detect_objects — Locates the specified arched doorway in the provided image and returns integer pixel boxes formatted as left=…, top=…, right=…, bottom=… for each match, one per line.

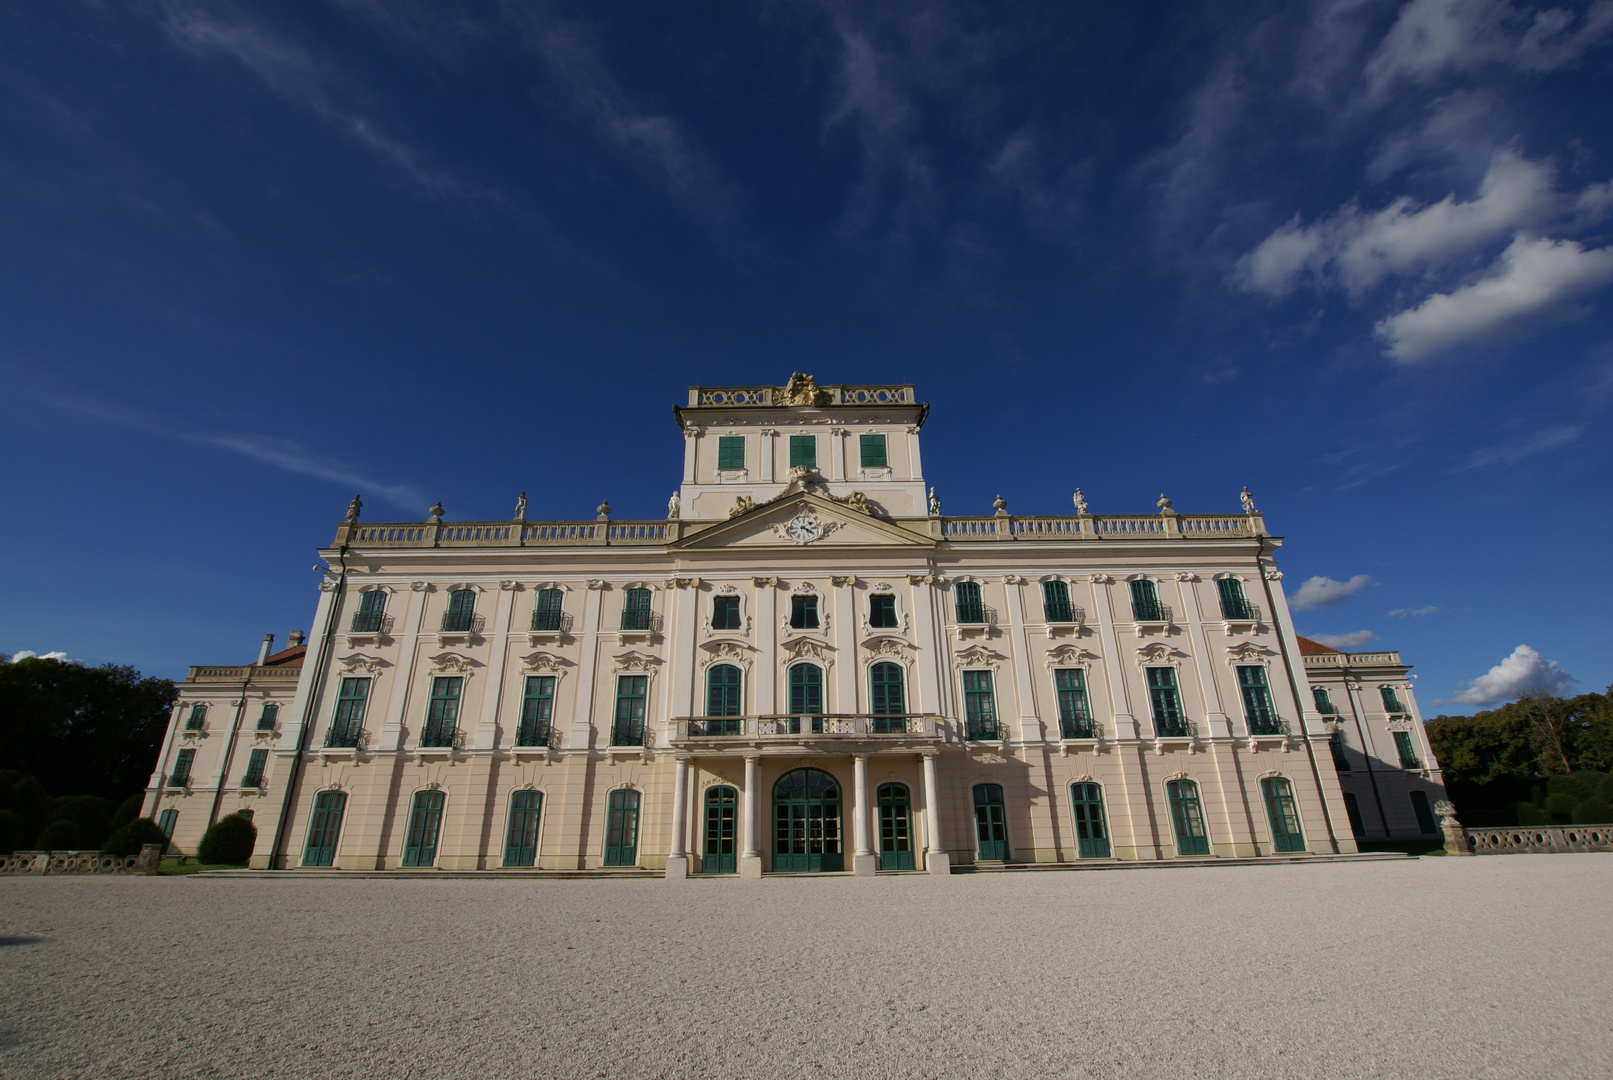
left=773, top=768, right=842, bottom=872
left=877, top=782, right=913, bottom=870
left=702, top=785, right=738, bottom=874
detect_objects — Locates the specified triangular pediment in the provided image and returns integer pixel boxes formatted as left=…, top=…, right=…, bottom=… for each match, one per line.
left=672, top=493, right=935, bottom=549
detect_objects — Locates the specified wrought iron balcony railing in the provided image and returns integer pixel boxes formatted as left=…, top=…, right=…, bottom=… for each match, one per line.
left=956, top=602, right=987, bottom=624
left=1398, top=749, right=1423, bottom=770
left=1132, top=600, right=1171, bottom=622
left=530, top=609, right=573, bottom=633
left=1153, top=716, right=1194, bottom=738
left=1218, top=598, right=1260, bottom=621
left=325, top=723, right=363, bottom=749
left=1247, top=714, right=1289, bottom=737
left=165, top=772, right=189, bottom=788
left=240, top=769, right=265, bottom=787
left=965, top=717, right=1002, bottom=741
left=514, top=720, right=553, bottom=748
left=611, top=722, right=646, bottom=747
left=350, top=611, right=392, bottom=634
left=620, top=611, right=662, bottom=633
left=1044, top=603, right=1084, bottom=624
left=440, top=611, right=483, bottom=634
left=1058, top=714, right=1098, bottom=740
left=420, top=723, right=459, bottom=749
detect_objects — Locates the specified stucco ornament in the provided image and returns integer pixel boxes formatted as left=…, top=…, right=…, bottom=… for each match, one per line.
left=773, top=509, right=840, bottom=545
left=775, top=372, right=828, bottom=406
left=729, top=495, right=756, bottom=518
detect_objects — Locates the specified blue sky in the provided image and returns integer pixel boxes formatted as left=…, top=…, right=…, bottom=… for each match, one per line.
left=2, top=1, right=1609, bottom=713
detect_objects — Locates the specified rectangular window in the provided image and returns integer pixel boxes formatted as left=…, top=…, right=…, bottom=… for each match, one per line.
left=442, top=589, right=476, bottom=632
left=1054, top=669, right=1093, bottom=739
left=422, top=676, right=462, bottom=747
left=622, top=587, right=652, bottom=631
left=1380, top=686, right=1405, bottom=713
left=789, top=434, right=816, bottom=468
left=1329, top=730, right=1351, bottom=771
left=790, top=594, right=819, bottom=629
left=868, top=593, right=898, bottom=629
left=1312, top=687, right=1337, bottom=715
left=711, top=595, right=742, bottom=630
left=328, top=677, right=370, bottom=748
left=858, top=433, right=887, bottom=468
left=717, top=435, right=745, bottom=470
left=1130, top=579, right=1164, bottom=621
left=1237, top=665, right=1281, bottom=735
left=242, top=748, right=268, bottom=787
left=612, top=675, right=648, bottom=746
left=256, top=702, right=279, bottom=731
left=1393, top=730, right=1422, bottom=770
left=517, top=675, right=555, bottom=747
left=185, top=703, right=208, bottom=731
left=1146, top=667, right=1187, bottom=737
left=169, top=748, right=195, bottom=786
left=1042, top=580, right=1074, bottom=623
left=955, top=581, right=985, bottom=624
left=157, top=808, right=178, bottom=839
left=532, top=588, right=564, bottom=632
left=1217, top=577, right=1254, bottom=620
left=963, top=671, right=997, bottom=740
left=353, top=589, right=387, bottom=633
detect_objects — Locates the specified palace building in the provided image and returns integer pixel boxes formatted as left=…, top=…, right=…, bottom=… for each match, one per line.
left=142, top=376, right=1447, bottom=875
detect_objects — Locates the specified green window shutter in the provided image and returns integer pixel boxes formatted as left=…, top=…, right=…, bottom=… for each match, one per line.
left=504, top=790, right=542, bottom=867
left=423, top=677, right=462, bottom=747
left=402, top=790, right=445, bottom=867
left=359, top=590, right=387, bottom=614
left=963, top=670, right=997, bottom=738
left=448, top=589, right=475, bottom=613
left=1261, top=777, right=1306, bottom=852
left=622, top=588, right=652, bottom=631
left=702, top=786, right=738, bottom=873
left=717, top=436, right=745, bottom=470
left=242, top=748, right=268, bottom=786
left=788, top=664, right=823, bottom=716
left=1070, top=782, right=1110, bottom=857
left=1130, top=579, right=1157, bottom=605
left=1042, top=580, right=1073, bottom=622
left=532, top=588, right=564, bottom=632
left=712, top=595, right=741, bottom=630
left=1216, top=578, right=1244, bottom=604
left=1393, top=730, right=1421, bottom=770
left=972, top=784, right=1009, bottom=861
left=868, top=593, right=898, bottom=628
left=169, top=748, right=195, bottom=785
left=706, top=665, right=742, bottom=717
left=604, top=789, right=641, bottom=866
left=1312, top=687, right=1335, bottom=714
left=518, top=676, right=555, bottom=746
left=876, top=783, right=913, bottom=869
left=1167, top=780, right=1210, bottom=855
left=612, top=675, right=648, bottom=745
left=329, top=677, right=370, bottom=747
left=870, top=662, right=905, bottom=718
left=257, top=702, right=279, bottom=731
left=790, top=594, right=818, bottom=629
left=1054, top=669, right=1092, bottom=738
left=955, top=581, right=984, bottom=623
left=1237, top=665, right=1279, bottom=733
left=185, top=703, right=208, bottom=731
left=859, top=433, right=887, bottom=468
left=1146, top=667, right=1186, bottom=736
left=1379, top=686, right=1405, bottom=713
left=157, top=808, right=178, bottom=839
left=789, top=435, right=816, bottom=468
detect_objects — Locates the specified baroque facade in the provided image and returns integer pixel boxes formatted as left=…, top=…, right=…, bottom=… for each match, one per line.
left=144, top=376, right=1447, bottom=875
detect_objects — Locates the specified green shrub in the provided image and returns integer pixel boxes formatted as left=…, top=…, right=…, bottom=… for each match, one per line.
left=197, top=813, right=257, bottom=866
left=103, top=817, right=169, bottom=857
left=0, top=808, right=22, bottom=854
left=51, top=795, right=113, bottom=849
left=1544, top=792, right=1578, bottom=823
left=1572, top=798, right=1613, bottom=825
left=6, top=777, right=52, bottom=844
left=36, top=819, right=82, bottom=850
left=1516, top=802, right=1550, bottom=826
left=110, top=793, right=143, bottom=830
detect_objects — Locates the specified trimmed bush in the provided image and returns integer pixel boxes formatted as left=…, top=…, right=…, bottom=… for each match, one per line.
left=0, top=808, right=23, bottom=854
left=1572, top=798, right=1613, bottom=825
left=103, top=817, right=169, bottom=857
left=51, top=795, right=113, bottom=849
left=197, top=813, right=257, bottom=866
left=110, top=793, right=143, bottom=831
left=1516, top=802, right=1550, bottom=826
left=36, top=819, right=82, bottom=850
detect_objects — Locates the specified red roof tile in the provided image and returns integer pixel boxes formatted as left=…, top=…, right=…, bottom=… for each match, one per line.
left=1295, top=635, right=1340, bottom=655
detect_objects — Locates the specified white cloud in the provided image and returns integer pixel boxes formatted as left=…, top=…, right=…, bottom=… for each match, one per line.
left=1290, top=574, right=1375, bottom=610
left=1388, top=605, right=1440, bottom=617
left=1376, top=234, right=1613, bottom=360
left=1236, top=152, right=1573, bottom=297
left=1367, top=0, right=1613, bottom=92
left=1450, top=643, right=1576, bottom=705
left=6, top=650, right=72, bottom=663
left=1305, top=630, right=1381, bottom=649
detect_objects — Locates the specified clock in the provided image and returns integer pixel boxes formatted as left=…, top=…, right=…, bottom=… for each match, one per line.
left=785, top=512, right=821, bottom=544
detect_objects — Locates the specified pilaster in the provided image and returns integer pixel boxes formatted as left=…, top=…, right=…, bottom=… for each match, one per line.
left=754, top=578, right=778, bottom=713
left=1001, top=576, right=1041, bottom=742
left=1174, top=574, right=1231, bottom=738
left=1088, top=576, right=1138, bottom=739
left=473, top=582, right=517, bottom=749
left=377, top=582, right=427, bottom=752
left=833, top=576, right=856, bottom=713
left=569, top=581, right=606, bottom=749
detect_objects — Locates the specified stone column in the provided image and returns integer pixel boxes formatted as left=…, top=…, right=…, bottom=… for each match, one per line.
left=666, top=756, right=690, bottom=879
left=922, top=752, right=949, bottom=875
left=740, top=754, right=763, bottom=878
left=852, top=753, right=875, bottom=875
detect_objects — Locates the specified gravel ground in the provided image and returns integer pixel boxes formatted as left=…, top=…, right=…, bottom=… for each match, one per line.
left=2, top=856, right=1609, bottom=1080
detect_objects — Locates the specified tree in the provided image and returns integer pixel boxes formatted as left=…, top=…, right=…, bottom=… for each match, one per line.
left=197, top=813, right=256, bottom=865
left=1516, top=682, right=1573, bottom=774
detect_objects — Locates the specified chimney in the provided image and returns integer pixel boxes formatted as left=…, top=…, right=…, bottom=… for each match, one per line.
left=288, top=630, right=306, bottom=648
left=256, top=634, right=275, bottom=665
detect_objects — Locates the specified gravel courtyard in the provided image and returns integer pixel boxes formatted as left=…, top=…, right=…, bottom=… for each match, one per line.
left=2, top=856, right=1609, bottom=1079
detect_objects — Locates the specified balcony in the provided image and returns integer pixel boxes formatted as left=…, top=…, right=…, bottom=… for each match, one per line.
left=965, top=717, right=1003, bottom=742
left=165, top=773, right=189, bottom=788
left=1218, top=598, right=1261, bottom=625
left=530, top=610, right=572, bottom=633
left=325, top=723, right=364, bottom=749
left=240, top=770, right=265, bottom=788
left=1058, top=714, right=1098, bottom=740
left=1131, top=600, right=1171, bottom=623
left=1153, top=716, right=1194, bottom=739
left=1044, top=603, right=1085, bottom=636
left=954, top=605, right=998, bottom=639
left=420, top=723, right=459, bottom=749
left=514, top=720, right=553, bottom=748
left=611, top=722, right=646, bottom=747
left=617, top=610, right=662, bottom=643
left=1313, top=699, right=1339, bottom=716
left=670, top=714, right=943, bottom=749
left=438, top=611, right=484, bottom=643
left=1247, top=714, right=1289, bottom=737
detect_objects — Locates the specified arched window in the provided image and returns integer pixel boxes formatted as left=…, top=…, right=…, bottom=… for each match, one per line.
left=604, top=789, right=640, bottom=866
left=302, top=790, right=347, bottom=867
left=973, top=783, right=1009, bottom=861
left=773, top=768, right=842, bottom=872
left=788, top=663, right=823, bottom=733
left=442, top=588, right=476, bottom=632
left=702, top=786, right=738, bottom=874
left=402, top=790, right=445, bottom=867
left=1166, top=779, right=1209, bottom=856
left=877, top=782, right=913, bottom=870
left=1260, top=776, right=1306, bottom=852
left=870, top=662, right=905, bottom=732
left=1042, top=580, right=1074, bottom=623
left=955, top=581, right=984, bottom=624
left=706, top=665, right=742, bottom=734
left=1070, top=782, right=1109, bottom=858
left=353, top=589, right=387, bottom=632
left=532, top=588, right=564, bottom=631
left=622, top=587, right=652, bottom=631
left=504, top=789, right=542, bottom=867
left=256, top=702, right=279, bottom=732
left=1129, top=578, right=1162, bottom=620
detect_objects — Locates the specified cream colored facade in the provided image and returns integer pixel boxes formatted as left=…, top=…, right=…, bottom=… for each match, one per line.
left=147, top=377, right=1398, bottom=875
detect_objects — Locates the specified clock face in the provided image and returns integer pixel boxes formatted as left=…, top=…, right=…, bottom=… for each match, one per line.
left=786, top=513, right=821, bottom=543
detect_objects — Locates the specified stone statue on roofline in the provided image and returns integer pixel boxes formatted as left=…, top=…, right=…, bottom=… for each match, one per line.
left=345, top=494, right=363, bottom=523
left=1072, top=488, right=1088, bottom=515
left=1241, top=486, right=1257, bottom=514
left=513, top=492, right=528, bottom=521
left=928, top=488, right=941, bottom=516
left=667, top=491, right=680, bottom=519
left=729, top=494, right=756, bottom=518
left=776, top=372, right=828, bottom=406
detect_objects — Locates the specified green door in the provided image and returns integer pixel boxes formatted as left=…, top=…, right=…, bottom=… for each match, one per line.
left=302, top=791, right=347, bottom=867
left=1070, top=782, right=1111, bottom=858
left=877, top=782, right=914, bottom=870
left=702, top=786, right=738, bottom=874
left=1261, top=777, right=1307, bottom=853
left=973, top=783, right=1010, bottom=862
left=604, top=788, right=640, bottom=866
left=402, top=790, right=444, bottom=867
left=504, top=789, right=542, bottom=867
left=772, top=768, right=843, bottom=872
left=1167, top=779, right=1210, bottom=856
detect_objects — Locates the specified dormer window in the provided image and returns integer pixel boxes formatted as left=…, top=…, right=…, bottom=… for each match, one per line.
left=790, top=594, right=819, bottom=629
left=712, top=595, right=742, bottom=630
left=868, top=593, right=898, bottom=629
left=789, top=435, right=816, bottom=468
left=859, top=434, right=887, bottom=468
left=717, top=436, right=745, bottom=470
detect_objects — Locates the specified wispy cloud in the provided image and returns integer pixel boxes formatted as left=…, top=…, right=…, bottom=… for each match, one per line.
left=1457, top=422, right=1587, bottom=469
left=1305, top=630, right=1380, bottom=649
left=1367, top=0, right=1613, bottom=94
left=1290, top=574, right=1375, bottom=611
left=1388, top=605, right=1440, bottom=617
left=1448, top=643, right=1576, bottom=706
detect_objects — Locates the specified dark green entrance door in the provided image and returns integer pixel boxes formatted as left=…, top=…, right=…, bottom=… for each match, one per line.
left=877, top=782, right=914, bottom=870
left=504, top=789, right=542, bottom=867
left=402, top=790, right=444, bottom=867
left=604, top=789, right=640, bottom=866
left=1167, top=779, right=1210, bottom=856
left=773, top=768, right=843, bottom=872
left=703, top=785, right=737, bottom=874
left=1070, top=782, right=1111, bottom=858
left=1261, top=777, right=1307, bottom=853
left=303, top=790, right=346, bottom=867
left=973, top=783, right=1010, bottom=862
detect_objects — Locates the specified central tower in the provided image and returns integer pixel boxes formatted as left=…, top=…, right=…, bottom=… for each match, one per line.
left=673, top=375, right=929, bottom=520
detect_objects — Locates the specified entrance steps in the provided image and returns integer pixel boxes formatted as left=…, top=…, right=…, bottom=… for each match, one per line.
left=954, top=852, right=1411, bottom=873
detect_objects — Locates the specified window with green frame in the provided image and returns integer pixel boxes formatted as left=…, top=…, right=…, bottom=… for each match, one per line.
left=157, top=808, right=178, bottom=839
left=532, top=588, right=564, bottom=632
left=1379, top=686, right=1406, bottom=713
left=1042, top=580, right=1075, bottom=623
left=963, top=670, right=998, bottom=740
left=168, top=748, right=194, bottom=786
left=302, top=791, right=345, bottom=867
left=717, top=435, right=745, bottom=470
left=858, top=433, right=887, bottom=468
left=257, top=702, right=279, bottom=731
left=622, top=587, right=652, bottom=631
left=422, top=676, right=461, bottom=747
left=402, top=790, right=444, bottom=867
left=1054, top=669, right=1093, bottom=739
left=328, top=677, right=369, bottom=748
left=517, top=675, right=555, bottom=747
left=869, top=662, right=905, bottom=730
left=789, top=434, right=816, bottom=468
left=1070, top=782, right=1110, bottom=858
left=787, top=664, right=823, bottom=733
left=1166, top=778, right=1210, bottom=856
left=1312, top=686, right=1338, bottom=715
left=185, top=703, right=208, bottom=731
left=789, top=594, right=818, bottom=629
left=1146, top=667, right=1188, bottom=737
left=1329, top=729, right=1351, bottom=771
left=612, top=675, right=648, bottom=746
left=1237, top=665, right=1282, bottom=735
left=353, top=589, right=386, bottom=632
left=1130, top=579, right=1164, bottom=621
left=504, top=789, right=542, bottom=867
left=706, top=664, right=742, bottom=723
left=241, top=748, right=268, bottom=787
left=1393, top=730, right=1422, bottom=770
left=1216, top=577, right=1255, bottom=620
left=711, top=595, right=742, bottom=630
left=954, top=581, right=985, bottom=624
left=442, top=588, right=476, bottom=632
left=1261, top=776, right=1307, bottom=853
left=868, top=593, right=898, bottom=628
